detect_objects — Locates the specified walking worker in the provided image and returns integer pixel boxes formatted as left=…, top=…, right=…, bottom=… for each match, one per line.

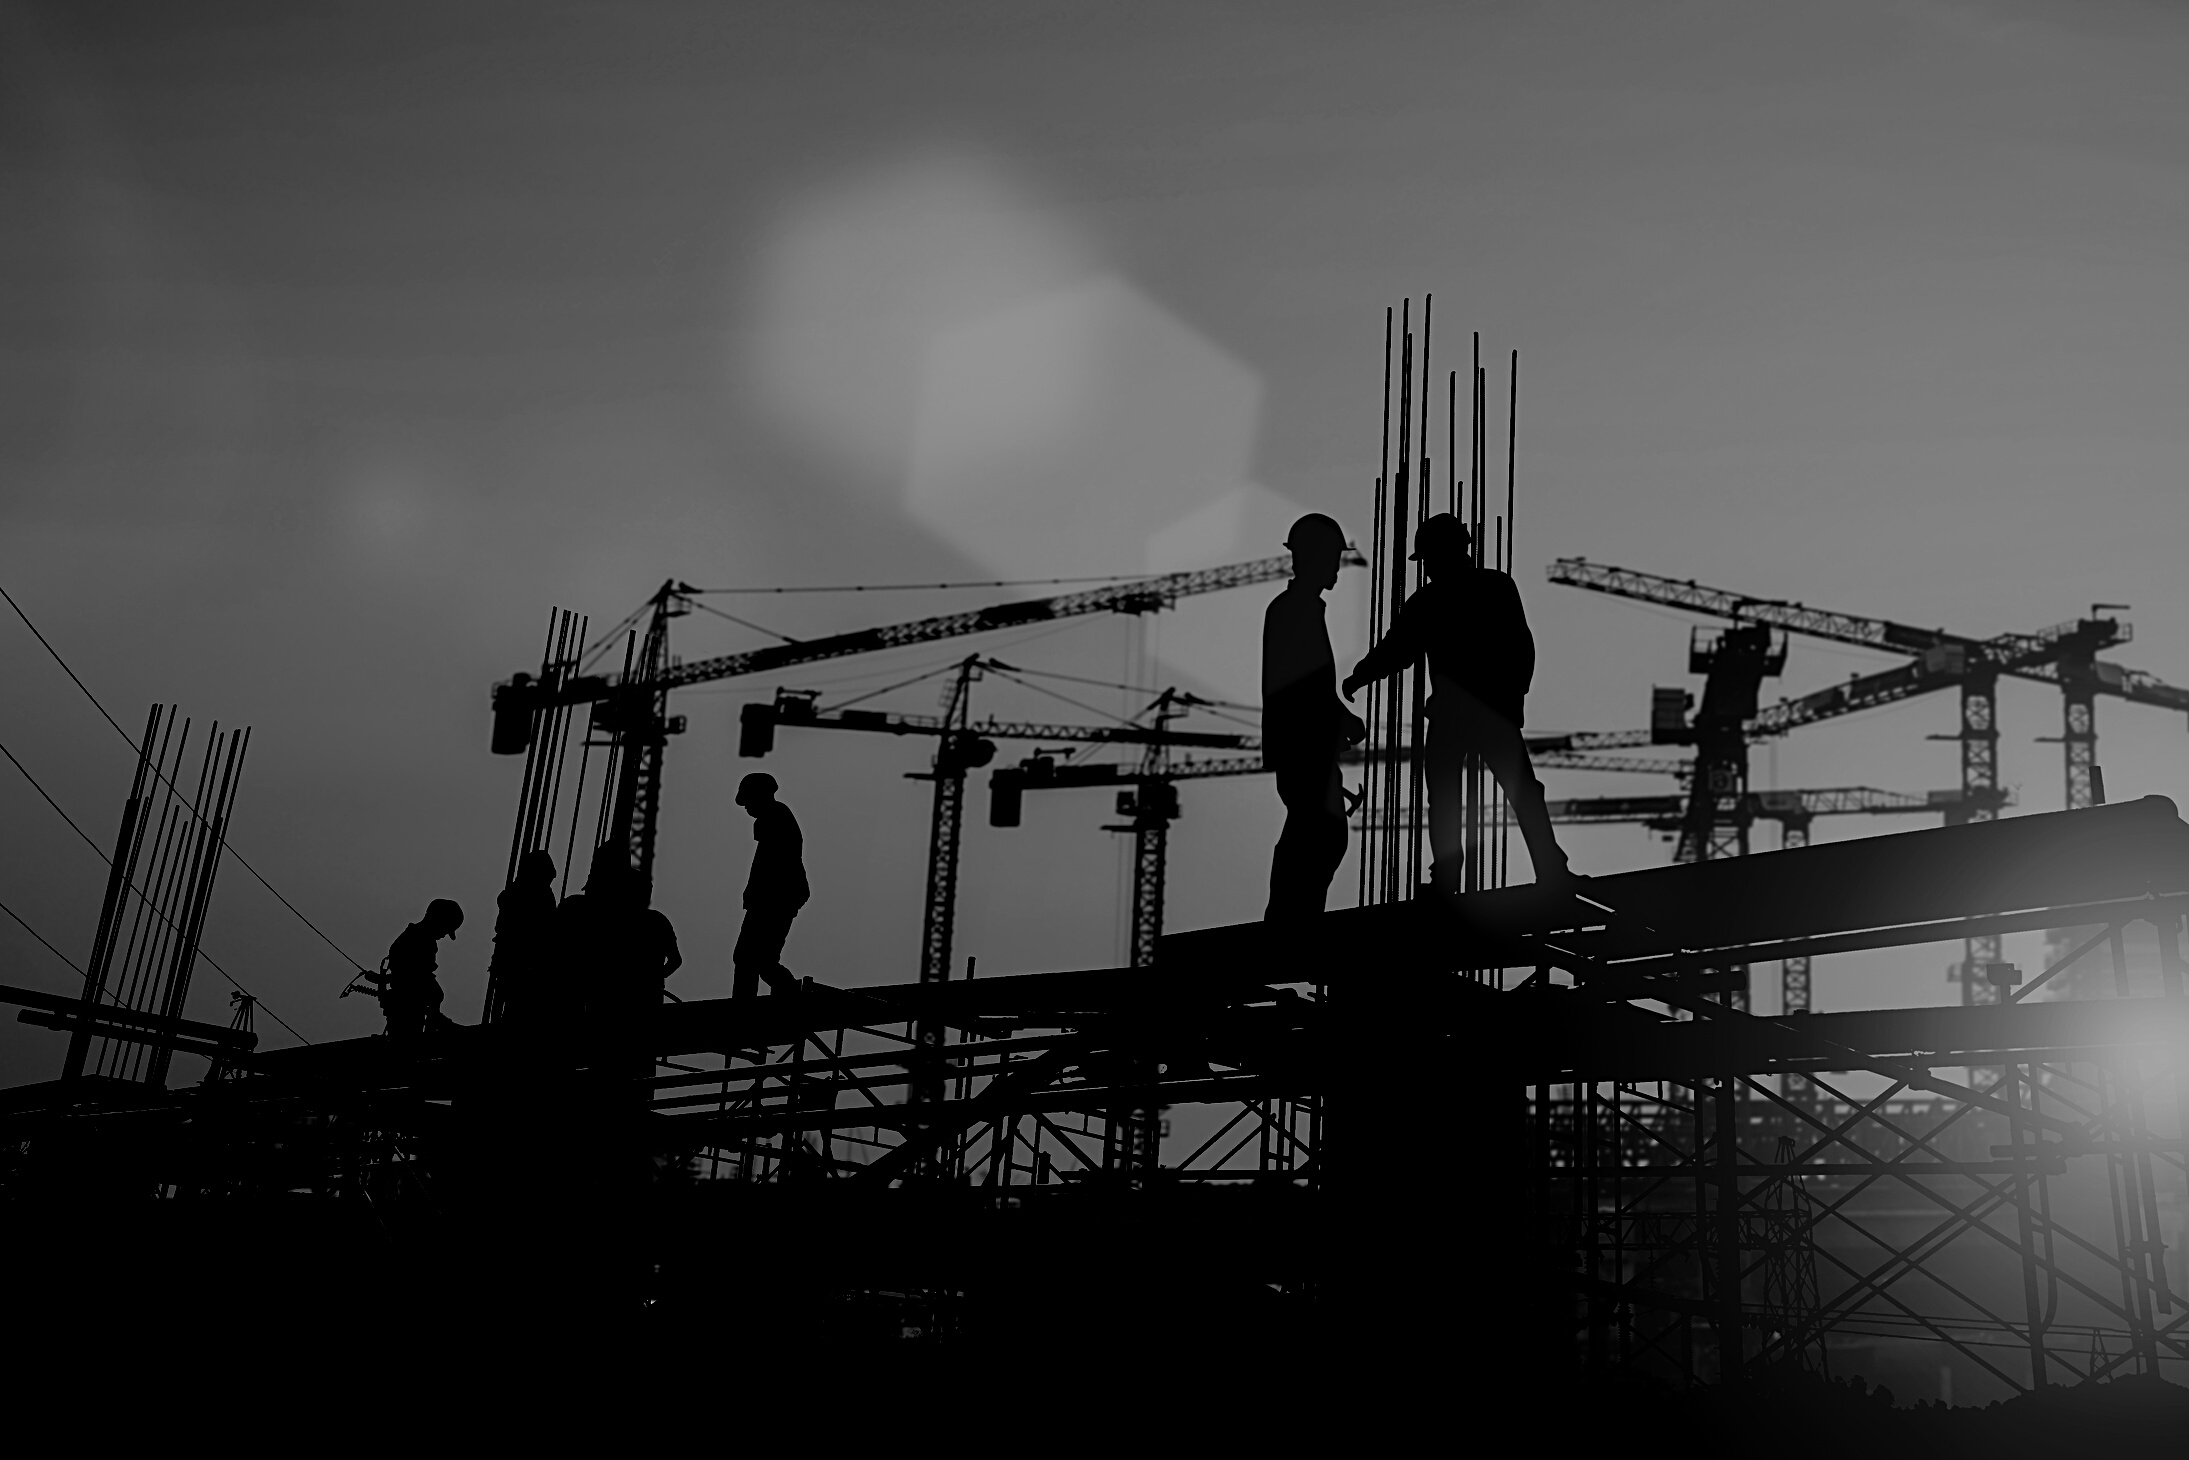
left=1263, top=513, right=1367, bottom=920
left=733, top=772, right=808, bottom=998
left=362, top=898, right=463, bottom=1041
left=486, top=849, right=558, bottom=1027
left=1343, top=512, right=1572, bottom=899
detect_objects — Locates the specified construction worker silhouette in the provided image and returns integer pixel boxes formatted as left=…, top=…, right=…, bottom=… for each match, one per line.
left=554, top=843, right=682, bottom=1025
left=1344, top=513, right=1571, bottom=897
left=627, top=877, right=683, bottom=1016
left=365, top=898, right=463, bottom=1041
left=552, top=845, right=625, bottom=1030
left=487, top=849, right=558, bottom=1027
left=1264, top=513, right=1368, bottom=920
left=733, top=772, right=808, bottom=998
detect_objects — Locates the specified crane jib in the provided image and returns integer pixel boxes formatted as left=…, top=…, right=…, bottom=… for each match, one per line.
left=663, top=598, right=1079, bottom=689
left=1549, top=557, right=2187, bottom=735
left=495, top=552, right=1308, bottom=716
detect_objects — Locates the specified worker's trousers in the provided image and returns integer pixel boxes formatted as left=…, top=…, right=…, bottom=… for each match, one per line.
left=1427, top=686, right=1568, bottom=896
left=733, top=905, right=802, bottom=999
left=381, top=979, right=446, bottom=1042
left=1266, top=757, right=1348, bottom=921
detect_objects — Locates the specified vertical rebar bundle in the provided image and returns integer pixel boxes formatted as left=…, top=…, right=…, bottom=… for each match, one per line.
left=65, top=703, right=249, bottom=1086
left=503, top=607, right=590, bottom=890
left=489, top=608, right=588, bottom=1023
left=1356, top=303, right=1523, bottom=911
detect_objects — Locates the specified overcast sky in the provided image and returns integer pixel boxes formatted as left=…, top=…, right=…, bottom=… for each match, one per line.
left=6, top=0, right=2189, bottom=1082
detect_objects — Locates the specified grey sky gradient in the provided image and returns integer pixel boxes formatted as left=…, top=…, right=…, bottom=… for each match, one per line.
left=5, top=0, right=2188, bottom=1083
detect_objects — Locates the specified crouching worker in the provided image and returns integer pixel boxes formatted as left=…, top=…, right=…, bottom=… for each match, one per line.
left=356, top=898, right=464, bottom=1042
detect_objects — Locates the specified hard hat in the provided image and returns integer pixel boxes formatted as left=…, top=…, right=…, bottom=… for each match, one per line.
left=587, top=843, right=629, bottom=883
left=426, top=897, right=464, bottom=931
left=1409, top=513, right=1471, bottom=561
left=736, top=771, right=779, bottom=806
left=1284, top=513, right=1346, bottom=551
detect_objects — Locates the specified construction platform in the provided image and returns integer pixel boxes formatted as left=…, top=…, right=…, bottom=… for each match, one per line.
left=7, top=799, right=2189, bottom=1387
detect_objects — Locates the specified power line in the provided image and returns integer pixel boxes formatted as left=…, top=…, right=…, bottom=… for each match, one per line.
left=0, top=584, right=137, bottom=743
left=0, top=727, right=313, bottom=1046
left=0, top=885, right=309, bottom=1048
left=0, top=893, right=86, bottom=976
left=0, top=736, right=108, bottom=859
left=0, top=579, right=366, bottom=986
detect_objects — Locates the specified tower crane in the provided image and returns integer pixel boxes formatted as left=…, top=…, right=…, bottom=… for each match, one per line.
left=989, top=730, right=1261, bottom=970
left=991, top=725, right=1688, bottom=973
left=744, top=669, right=1260, bottom=1164
left=486, top=550, right=1360, bottom=1019
left=1548, top=557, right=2189, bottom=1005
left=1550, top=558, right=2189, bottom=807
left=736, top=663, right=1255, bottom=983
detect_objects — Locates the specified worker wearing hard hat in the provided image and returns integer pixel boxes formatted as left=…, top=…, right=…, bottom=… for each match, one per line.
left=361, top=897, right=464, bottom=1041
left=487, top=849, right=558, bottom=1027
left=733, top=772, right=808, bottom=998
left=1343, top=512, right=1572, bottom=898
left=1263, top=513, right=1368, bottom=919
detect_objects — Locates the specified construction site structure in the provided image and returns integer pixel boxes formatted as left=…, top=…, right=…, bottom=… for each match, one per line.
left=9, top=304, right=2189, bottom=1412
left=737, top=659, right=1256, bottom=1143
left=1354, top=302, right=1531, bottom=906
left=1544, top=784, right=2016, bottom=1017
left=11, top=794, right=2189, bottom=1400
left=482, top=550, right=1357, bottom=1019
left=1550, top=560, right=2189, bottom=1007
left=37, top=704, right=252, bottom=1088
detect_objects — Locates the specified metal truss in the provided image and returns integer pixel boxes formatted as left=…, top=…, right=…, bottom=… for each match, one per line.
left=1536, top=901, right=2189, bottom=1394
left=650, top=996, right=1319, bottom=1192
left=10, top=794, right=2189, bottom=1385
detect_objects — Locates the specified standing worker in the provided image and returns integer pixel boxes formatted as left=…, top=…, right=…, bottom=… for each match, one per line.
left=627, top=882, right=684, bottom=1016
left=1343, top=512, right=1572, bottom=899
left=359, top=898, right=464, bottom=1042
left=582, top=853, right=681, bottom=1082
left=733, top=772, right=808, bottom=998
left=1263, top=513, right=1367, bottom=920
left=554, top=844, right=646, bottom=1026
left=486, top=850, right=558, bottom=1027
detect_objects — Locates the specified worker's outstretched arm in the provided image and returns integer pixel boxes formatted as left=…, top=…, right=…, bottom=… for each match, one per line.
left=1341, top=599, right=1423, bottom=701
